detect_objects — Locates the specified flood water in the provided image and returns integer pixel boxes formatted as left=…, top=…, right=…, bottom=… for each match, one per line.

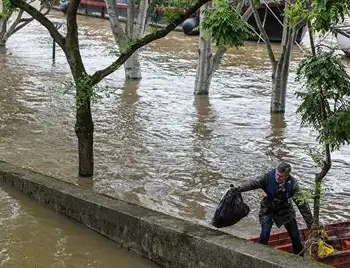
left=1, top=11, right=350, bottom=239
left=0, top=184, right=158, bottom=267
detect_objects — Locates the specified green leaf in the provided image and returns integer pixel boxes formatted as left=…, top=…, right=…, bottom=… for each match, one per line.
left=0, top=0, right=17, bottom=18
left=295, top=48, right=350, bottom=151
left=201, top=1, right=252, bottom=48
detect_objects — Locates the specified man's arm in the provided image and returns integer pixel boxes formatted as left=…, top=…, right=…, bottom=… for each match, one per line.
left=292, top=180, right=314, bottom=228
left=237, top=173, right=268, bottom=192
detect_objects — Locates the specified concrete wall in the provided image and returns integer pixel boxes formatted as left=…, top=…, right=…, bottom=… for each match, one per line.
left=0, top=161, right=330, bottom=268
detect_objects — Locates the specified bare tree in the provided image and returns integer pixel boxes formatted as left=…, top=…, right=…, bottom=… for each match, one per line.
left=0, top=0, right=51, bottom=46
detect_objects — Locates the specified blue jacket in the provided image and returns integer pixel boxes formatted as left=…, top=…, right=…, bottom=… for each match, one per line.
left=266, top=168, right=294, bottom=202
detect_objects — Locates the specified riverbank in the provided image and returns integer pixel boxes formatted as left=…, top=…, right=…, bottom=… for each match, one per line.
left=0, top=161, right=329, bottom=268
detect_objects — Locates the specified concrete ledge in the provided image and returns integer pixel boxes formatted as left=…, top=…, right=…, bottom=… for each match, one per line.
left=0, top=161, right=330, bottom=268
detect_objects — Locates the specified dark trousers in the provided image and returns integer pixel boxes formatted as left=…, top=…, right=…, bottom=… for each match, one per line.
left=259, top=217, right=303, bottom=255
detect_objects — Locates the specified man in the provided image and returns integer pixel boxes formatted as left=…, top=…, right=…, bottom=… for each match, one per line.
left=237, top=162, right=313, bottom=255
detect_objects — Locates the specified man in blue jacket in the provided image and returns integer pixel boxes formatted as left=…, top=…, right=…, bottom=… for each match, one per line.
left=238, top=162, right=313, bottom=255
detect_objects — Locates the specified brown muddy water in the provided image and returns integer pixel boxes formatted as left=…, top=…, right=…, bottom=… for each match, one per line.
left=0, top=11, right=350, bottom=240
left=0, top=184, right=159, bottom=267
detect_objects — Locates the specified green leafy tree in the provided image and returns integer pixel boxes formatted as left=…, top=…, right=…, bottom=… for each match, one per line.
left=287, top=0, right=350, bottom=227
left=295, top=49, right=350, bottom=226
left=201, top=0, right=251, bottom=48
left=9, top=0, right=209, bottom=177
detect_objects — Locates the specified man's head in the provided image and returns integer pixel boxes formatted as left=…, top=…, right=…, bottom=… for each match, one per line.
left=276, top=162, right=292, bottom=183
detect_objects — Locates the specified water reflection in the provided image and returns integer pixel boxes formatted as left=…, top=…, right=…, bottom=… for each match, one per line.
left=77, top=177, right=94, bottom=189
left=0, top=46, right=6, bottom=55
left=266, top=113, right=288, bottom=162
left=186, top=96, right=219, bottom=219
left=191, top=95, right=219, bottom=185
left=94, top=79, right=144, bottom=204
left=116, top=80, right=143, bottom=204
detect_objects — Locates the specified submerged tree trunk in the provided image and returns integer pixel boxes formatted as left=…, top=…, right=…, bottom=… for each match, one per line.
left=271, top=33, right=293, bottom=113
left=105, top=0, right=148, bottom=79
left=124, top=51, right=141, bottom=79
left=194, top=2, right=213, bottom=95
left=71, top=70, right=94, bottom=177
left=67, top=59, right=94, bottom=177
left=75, top=98, right=94, bottom=177
left=124, top=0, right=148, bottom=79
left=194, top=2, right=228, bottom=95
left=194, top=4, right=253, bottom=95
left=270, top=1, right=294, bottom=113
left=249, top=0, right=297, bottom=114
left=124, top=0, right=140, bottom=79
left=65, top=7, right=94, bottom=177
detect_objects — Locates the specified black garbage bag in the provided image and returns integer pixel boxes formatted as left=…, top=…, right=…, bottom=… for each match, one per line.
left=211, top=184, right=250, bottom=228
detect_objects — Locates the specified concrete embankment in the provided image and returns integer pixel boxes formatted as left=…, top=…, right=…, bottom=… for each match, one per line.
left=0, top=161, right=329, bottom=268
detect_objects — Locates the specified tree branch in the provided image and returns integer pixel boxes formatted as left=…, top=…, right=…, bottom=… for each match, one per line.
left=90, top=0, right=210, bottom=85
left=9, top=0, right=65, bottom=48
left=5, top=9, right=24, bottom=37
left=242, top=6, right=253, bottom=21
left=10, top=18, right=33, bottom=35
left=248, top=0, right=277, bottom=71
left=10, top=6, right=51, bottom=37
left=18, top=18, right=33, bottom=23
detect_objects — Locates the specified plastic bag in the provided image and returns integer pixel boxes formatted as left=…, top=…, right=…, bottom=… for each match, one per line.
left=211, top=185, right=250, bottom=228
left=318, top=239, right=335, bottom=256
left=317, top=229, right=335, bottom=256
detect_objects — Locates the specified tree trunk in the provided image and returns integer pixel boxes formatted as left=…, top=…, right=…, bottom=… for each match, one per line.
left=270, top=48, right=293, bottom=113
left=271, top=62, right=290, bottom=113
left=105, top=0, right=146, bottom=79
left=75, top=99, right=94, bottom=177
left=65, top=28, right=94, bottom=177
left=124, top=51, right=141, bottom=79
left=270, top=0, right=294, bottom=113
left=126, top=0, right=136, bottom=37
left=313, top=179, right=322, bottom=226
left=134, top=0, right=148, bottom=38
left=194, top=2, right=213, bottom=95
left=123, top=0, right=140, bottom=79
left=123, top=0, right=148, bottom=79
left=72, top=70, right=94, bottom=177
left=0, top=18, right=9, bottom=46
left=194, top=5, right=253, bottom=95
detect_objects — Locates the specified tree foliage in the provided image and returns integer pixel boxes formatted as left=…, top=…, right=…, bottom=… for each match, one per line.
left=287, top=0, right=350, bottom=226
left=286, top=0, right=350, bottom=33
left=295, top=49, right=350, bottom=151
left=0, top=0, right=17, bottom=18
left=162, top=0, right=197, bottom=22
left=201, top=0, right=251, bottom=47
